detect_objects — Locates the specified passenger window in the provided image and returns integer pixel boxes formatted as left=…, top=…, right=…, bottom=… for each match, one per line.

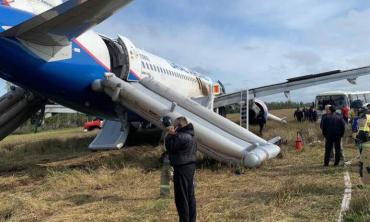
left=150, top=64, right=153, bottom=70
left=141, top=61, right=145, bottom=69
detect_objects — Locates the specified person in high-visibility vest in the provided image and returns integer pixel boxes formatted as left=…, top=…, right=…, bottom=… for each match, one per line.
left=356, top=107, right=370, bottom=177
left=357, top=112, right=370, bottom=147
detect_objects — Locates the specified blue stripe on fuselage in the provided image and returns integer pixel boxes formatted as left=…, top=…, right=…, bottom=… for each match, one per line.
left=0, top=6, right=117, bottom=118
left=0, top=5, right=33, bottom=30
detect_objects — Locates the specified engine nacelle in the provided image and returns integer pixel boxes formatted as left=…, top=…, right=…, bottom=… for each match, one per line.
left=249, top=100, right=287, bottom=124
left=249, top=99, right=269, bottom=124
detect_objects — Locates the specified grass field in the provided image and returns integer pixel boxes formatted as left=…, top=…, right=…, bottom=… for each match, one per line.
left=0, top=109, right=368, bottom=222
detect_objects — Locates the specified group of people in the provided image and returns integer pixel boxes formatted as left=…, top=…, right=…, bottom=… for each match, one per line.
left=349, top=103, right=370, bottom=176
left=294, top=106, right=318, bottom=122
left=160, top=103, right=370, bottom=221
left=320, top=103, right=370, bottom=167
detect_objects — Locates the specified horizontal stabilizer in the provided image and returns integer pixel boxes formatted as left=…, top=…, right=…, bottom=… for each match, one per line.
left=0, top=0, right=132, bottom=46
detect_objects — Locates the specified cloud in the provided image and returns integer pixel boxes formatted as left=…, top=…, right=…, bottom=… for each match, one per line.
left=2, top=1, right=369, bottom=103
left=285, top=51, right=322, bottom=68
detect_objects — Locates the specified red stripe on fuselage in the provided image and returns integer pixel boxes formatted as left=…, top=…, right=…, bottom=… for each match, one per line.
left=129, top=69, right=141, bottom=80
left=2, top=0, right=10, bottom=6
left=73, top=38, right=111, bottom=72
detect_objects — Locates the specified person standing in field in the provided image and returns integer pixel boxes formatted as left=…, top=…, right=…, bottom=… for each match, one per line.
left=341, top=105, right=349, bottom=124
left=294, top=107, right=303, bottom=122
left=256, top=110, right=266, bottom=136
left=165, top=117, right=197, bottom=222
left=320, top=106, right=346, bottom=167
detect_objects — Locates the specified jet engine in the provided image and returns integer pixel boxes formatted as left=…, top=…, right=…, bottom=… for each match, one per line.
left=0, top=86, right=45, bottom=140
left=249, top=99, right=268, bottom=124
left=249, top=99, right=287, bottom=124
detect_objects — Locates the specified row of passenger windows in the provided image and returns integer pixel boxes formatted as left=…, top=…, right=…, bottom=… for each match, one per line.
left=141, top=61, right=197, bottom=83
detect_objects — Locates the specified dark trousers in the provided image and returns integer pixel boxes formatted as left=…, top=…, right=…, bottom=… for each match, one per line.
left=173, top=163, right=196, bottom=222
left=258, top=122, right=265, bottom=135
left=324, top=137, right=341, bottom=166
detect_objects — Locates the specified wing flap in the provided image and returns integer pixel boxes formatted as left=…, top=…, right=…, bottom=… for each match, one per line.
left=214, top=66, right=370, bottom=108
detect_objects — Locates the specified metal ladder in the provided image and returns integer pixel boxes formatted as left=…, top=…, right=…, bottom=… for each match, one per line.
left=239, top=89, right=249, bottom=129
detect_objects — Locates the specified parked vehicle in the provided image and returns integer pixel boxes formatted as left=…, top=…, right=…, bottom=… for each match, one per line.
left=83, top=118, right=103, bottom=132
left=315, top=91, right=370, bottom=119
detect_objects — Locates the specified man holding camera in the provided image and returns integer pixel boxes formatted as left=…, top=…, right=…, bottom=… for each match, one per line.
left=164, top=116, right=197, bottom=222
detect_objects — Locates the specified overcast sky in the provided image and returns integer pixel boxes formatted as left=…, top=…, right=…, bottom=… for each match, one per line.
left=3, top=0, right=370, bottom=102
left=94, top=0, right=370, bottom=102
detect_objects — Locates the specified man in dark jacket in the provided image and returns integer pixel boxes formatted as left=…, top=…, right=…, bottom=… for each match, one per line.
left=320, top=106, right=346, bottom=166
left=294, top=107, right=303, bottom=122
left=165, top=117, right=197, bottom=222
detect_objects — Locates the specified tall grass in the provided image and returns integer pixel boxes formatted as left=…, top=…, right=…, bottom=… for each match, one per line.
left=0, top=109, right=367, bottom=221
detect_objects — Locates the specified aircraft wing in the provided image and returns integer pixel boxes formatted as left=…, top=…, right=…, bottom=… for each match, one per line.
left=0, top=0, right=133, bottom=46
left=214, top=66, right=370, bottom=108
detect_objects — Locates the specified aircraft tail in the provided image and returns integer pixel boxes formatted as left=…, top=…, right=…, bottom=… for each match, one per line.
left=0, top=0, right=133, bottom=46
left=1, top=0, right=63, bottom=14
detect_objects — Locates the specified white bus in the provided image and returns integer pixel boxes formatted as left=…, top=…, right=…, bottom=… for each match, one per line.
left=315, top=91, right=370, bottom=117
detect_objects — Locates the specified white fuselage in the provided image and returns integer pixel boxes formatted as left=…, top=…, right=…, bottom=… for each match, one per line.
left=137, top=49, right=212, bottom=98
left=7, top=0, right=219, bottom=104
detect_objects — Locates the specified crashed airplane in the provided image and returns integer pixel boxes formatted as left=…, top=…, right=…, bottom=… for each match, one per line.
left=0, top=0, right=369, bottom=167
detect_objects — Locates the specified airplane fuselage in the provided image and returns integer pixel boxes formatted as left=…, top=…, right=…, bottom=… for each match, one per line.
left=0, top=5, right=215, bottom=120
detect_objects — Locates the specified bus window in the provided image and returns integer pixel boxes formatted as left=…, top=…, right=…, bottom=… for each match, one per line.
left=360, top=94, right=366, bottom=104
left=352, top=94, right=366, bottom=104
left=315, top=95, right=347, bottom=110
left=365, top=93, right=370, bottom=103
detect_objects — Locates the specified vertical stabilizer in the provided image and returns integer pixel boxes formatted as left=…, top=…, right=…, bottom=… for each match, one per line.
left=2, top=0, right=63, bottom=14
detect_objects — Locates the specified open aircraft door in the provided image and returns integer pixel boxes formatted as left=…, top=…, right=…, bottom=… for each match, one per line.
left=117, top=35, right=142, bottom=81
